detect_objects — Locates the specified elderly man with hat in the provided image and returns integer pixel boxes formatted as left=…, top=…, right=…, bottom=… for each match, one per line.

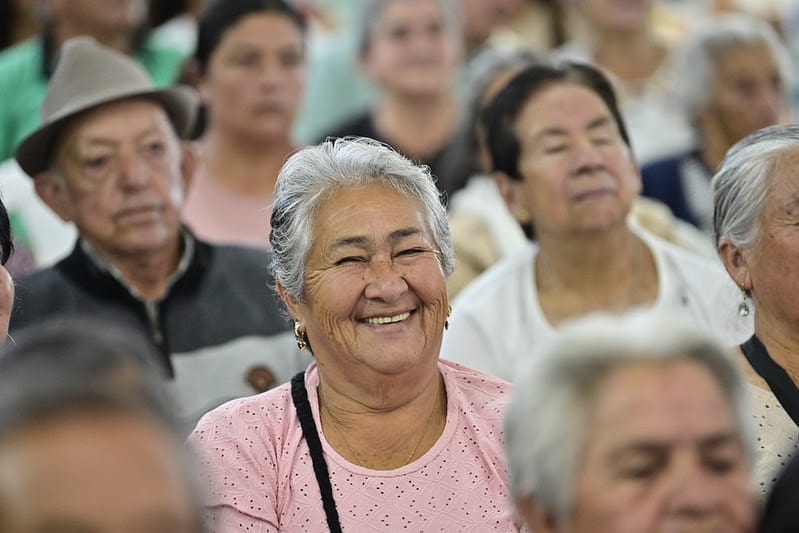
left=9, top=37, right=312, bottom=432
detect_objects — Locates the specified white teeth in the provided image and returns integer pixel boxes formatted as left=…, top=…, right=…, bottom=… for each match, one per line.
left=365, top=312, right=411, bottom=325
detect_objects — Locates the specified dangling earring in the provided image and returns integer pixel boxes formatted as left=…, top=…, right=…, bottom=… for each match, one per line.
left=294, top=318, right=308, bottom=351
left=737, top=286, right=750, bottom=317
left=444, top=305, right=452, bottom=331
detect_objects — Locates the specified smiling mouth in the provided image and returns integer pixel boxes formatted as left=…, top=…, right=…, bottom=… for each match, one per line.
left=363, top=311, right=412, bottom=325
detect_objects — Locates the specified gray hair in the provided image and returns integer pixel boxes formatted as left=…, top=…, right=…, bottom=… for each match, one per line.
left=712, top=124, right=799, bottom=248
left=270, top=136, right=454, bottom=300
left=674, top=13, right=793, bottom=122
left=356, top=0, right=462, bottom=56
left=504, top=310, right=753, bottom=525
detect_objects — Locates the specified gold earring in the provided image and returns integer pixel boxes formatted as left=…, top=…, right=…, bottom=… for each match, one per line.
left=444, top=305, right=452, bottom=331
left=737, top=286, right=750, bottom=317
left=294, top=318, right=308, bottom=351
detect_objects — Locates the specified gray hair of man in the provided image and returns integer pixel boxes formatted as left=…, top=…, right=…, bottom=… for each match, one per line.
left=356, top=0, right=463, bottom=57
left=673, top=13, right=793, bottom=123
left=270, top=136, right=455, bottom=301
left=712, top=123, right=799, bottom=248
left=504, top=310, right=754, bottom=525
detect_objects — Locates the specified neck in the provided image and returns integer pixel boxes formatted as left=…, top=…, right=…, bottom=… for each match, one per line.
left=316, top=366, right=446, bottom=470
left=90, top=237, right=183, bottom=301
left=54, top=24, right=135, bottom=55
left=535, top=224, right=658, bottom=323
left=199, top=133, right=292, bottom=196
left=755, top=316, right=799, bottom=387
left=372, top=92, right=456, bottom=159
left=589, top=28, right=663, bottom=81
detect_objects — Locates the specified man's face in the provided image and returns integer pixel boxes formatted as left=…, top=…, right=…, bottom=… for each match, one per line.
left=538, top=361, right=755, bottom=533
left=39, top=99, right=191, bottom=261
left=0, top=409, right=201, bottom=533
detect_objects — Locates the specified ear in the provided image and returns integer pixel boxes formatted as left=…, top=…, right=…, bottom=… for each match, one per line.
left=717, top=237, right=751, bottom=291
left=179, top=142, right=198, bottom=195
left=516, top=494, right=560, bottom=533
left=276, top=281, right=303, bottom=323
left=34, top=171, right=74, bottom=222
left=493, top=171, right=531, bottom=224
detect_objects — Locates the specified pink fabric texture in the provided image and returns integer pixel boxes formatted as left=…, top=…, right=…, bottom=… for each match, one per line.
left=182, top=165, right=273, bottom=248
left=188, top=360, right=521, bottom=532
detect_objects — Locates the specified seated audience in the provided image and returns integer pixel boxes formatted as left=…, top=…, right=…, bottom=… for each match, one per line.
left=714, top=124, right=799, bottom=496
left=10, top=37, right=311, bottom=431
left=442, top=62, right=752, bottom=381
left=188, top=138, right=521, bottom=530
left=319, top=0, right=463, bottom=195
left=183, top=0, right=307, bottom=248
left=642, top=14, right=793, bottom=236
left=504, top=310, right=756, bottom=533
left=0, top=318, right=205, bottom=532
left=550, top=0, right=694, bottom=165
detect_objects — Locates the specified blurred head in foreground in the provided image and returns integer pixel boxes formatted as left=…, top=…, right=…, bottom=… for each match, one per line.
left=0, top=318, right=204, bottom=533
left=504, top=311, right=756, bottom=533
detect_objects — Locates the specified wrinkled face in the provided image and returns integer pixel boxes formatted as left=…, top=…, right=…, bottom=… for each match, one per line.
left=42, top=100, right=190, bottom=260
left=563, top=361, right=754, bottom=533
left=739, top=147, right=799, bottom=332
left=0, top=410, right=200, bottom=533
left=51, top=0, right=147, bottom=34
left=285, top=185, right=448, bottom=383
left=361, top=0, right=462, bottom=99
left=701, top=43, right=787, bottom=148
left=201, top=12, right=306, bottom=143
left=458, top=0, right=522, bottom=46
left=509, top=83, right=640, bottom=238
left=578, top=0, right=653, bottom=33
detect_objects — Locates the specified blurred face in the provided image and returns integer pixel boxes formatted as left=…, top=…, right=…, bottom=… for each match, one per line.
left=738, top=147, right=799, bottom=332
left=700, top=43, right=787, bottom=149
left=361, top=0, right=462, bottom=99
left=505, top=83, right=640, bottom=238
left=38, top=100, right=191, bottom=261
left=458, top=0, right=523, bottom=47
left=0, top=410, right=200, bottom=533
left=578, top=0, right=653, bottom=34
left=284, top=184, right=448, bottom=382
left=200, top=12, right=306, bottom=143
left=524, top=360, right=754, bottom=533
left=51, top=0, right=147, bottom=34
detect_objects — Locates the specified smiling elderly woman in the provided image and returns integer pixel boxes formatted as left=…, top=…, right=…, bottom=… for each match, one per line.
left=188, top=137, right=520, bottom=531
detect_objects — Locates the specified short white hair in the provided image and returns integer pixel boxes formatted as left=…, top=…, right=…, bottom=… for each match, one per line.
left=504, top=310, right=753, bottom=524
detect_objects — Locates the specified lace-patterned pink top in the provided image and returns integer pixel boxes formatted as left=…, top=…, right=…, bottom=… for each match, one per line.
left=187, top=360, right=522, bottom=532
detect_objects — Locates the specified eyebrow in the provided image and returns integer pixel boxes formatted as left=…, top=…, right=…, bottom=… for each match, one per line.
left=609, top=431, right=741, bottom=462
left=331, top=227, right=423, bottom=250
left=79, top=124, right=166, bottom=149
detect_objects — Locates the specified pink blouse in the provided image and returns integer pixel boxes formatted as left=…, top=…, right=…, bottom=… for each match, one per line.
left=188, top=360, right=521, bottom=531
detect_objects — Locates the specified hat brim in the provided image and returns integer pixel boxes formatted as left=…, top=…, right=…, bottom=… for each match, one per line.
left=14, top=85, right=198, bottom=178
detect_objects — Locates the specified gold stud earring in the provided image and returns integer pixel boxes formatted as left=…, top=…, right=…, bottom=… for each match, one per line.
left=294, top=318, right=308, bottom=351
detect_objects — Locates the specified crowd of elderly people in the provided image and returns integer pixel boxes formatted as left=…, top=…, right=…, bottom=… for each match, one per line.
left=1, top=0, right=799, bottom=531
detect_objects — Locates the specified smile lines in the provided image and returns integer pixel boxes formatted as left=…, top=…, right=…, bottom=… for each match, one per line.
left=364, top=311, right=411, bottom=325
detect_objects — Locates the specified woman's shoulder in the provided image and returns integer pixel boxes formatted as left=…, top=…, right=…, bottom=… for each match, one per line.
left=439, top=360, right=512, bottom=402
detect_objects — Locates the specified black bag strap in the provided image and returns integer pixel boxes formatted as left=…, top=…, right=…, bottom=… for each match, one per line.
left=290, top=372, right=343, bottom=533
left=741, top=335, right=799, bottom=427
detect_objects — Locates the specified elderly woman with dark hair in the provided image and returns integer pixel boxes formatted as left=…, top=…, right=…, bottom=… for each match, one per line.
left=714, top=123, right=799, bottom=496
left=443, top=61, right=752, bottom=381
left=505, top=310, right=757, bottom=532
left=188, top=137, right=521, bottom=531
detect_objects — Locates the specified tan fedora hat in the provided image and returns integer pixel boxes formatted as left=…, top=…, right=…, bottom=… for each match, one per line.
left=14, top=36, right=198, bottom=178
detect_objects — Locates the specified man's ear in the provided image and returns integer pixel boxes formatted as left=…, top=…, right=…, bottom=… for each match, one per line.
left=516, top=494, right=559, bottom=533
left=717, top=237, right=752, bottom=291
left=179, top=142, right=198, bottom=196
left=34, top=171, right=73, bottom=223
left=493, top=171, right=531, bottom=224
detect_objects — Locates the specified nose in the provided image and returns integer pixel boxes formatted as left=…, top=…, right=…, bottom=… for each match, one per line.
left=572, top=138, right=606, bottom=175
left=667, top=458, right=728, bottom=522
left=118, top=149, right=150, bottom=189
left=363, top=258, right=408, bottom=303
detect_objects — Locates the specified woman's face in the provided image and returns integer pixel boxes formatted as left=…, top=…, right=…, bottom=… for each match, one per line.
left=360, top=0, right=462, bottom=99
left=285, top=184, right=448, bottom=382
left=577, top=0, right=653, bottom=34
left=739, top=147, right=799, bottom=332
left=504, top=83, right=640, bottom=238
left=200, top=12, right=306, bottom=142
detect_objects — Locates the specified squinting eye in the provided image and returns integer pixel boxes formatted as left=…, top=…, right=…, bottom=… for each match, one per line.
left=396, top=248, right=425, bottom=257
left=146, top=142, right=166, bottom=154
left=335, top=256, right=366, bottom=266
left=543, top=145, right=567, bottom=154
left=84, top=156, right=110, bottom=170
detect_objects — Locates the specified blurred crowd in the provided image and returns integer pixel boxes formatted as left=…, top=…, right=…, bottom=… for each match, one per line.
left=1, top=0, right=799, bottom=531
